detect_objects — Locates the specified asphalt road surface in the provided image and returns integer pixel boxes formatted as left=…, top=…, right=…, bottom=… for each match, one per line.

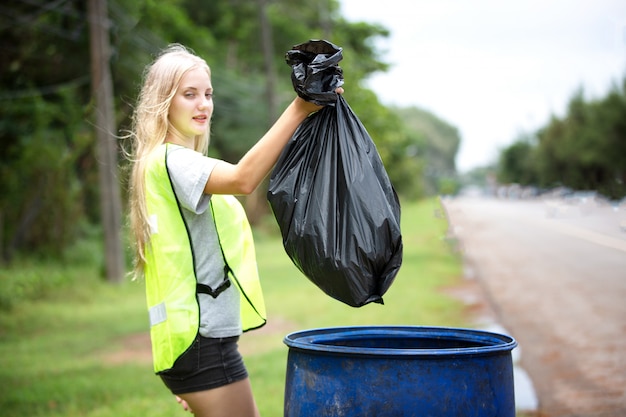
left=443, top=195, right=626, bottom=417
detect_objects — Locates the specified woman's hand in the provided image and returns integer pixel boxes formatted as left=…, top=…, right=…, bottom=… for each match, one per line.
left=295, top=87, right=345, bottom=115
left=176, top=395, right=193, bottom=413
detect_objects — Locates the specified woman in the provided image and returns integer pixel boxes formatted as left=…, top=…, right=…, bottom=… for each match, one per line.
left=127, top=44, right=342, bottom=416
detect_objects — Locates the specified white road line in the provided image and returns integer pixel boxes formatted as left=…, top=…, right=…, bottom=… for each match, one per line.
left=535, top=218, right=626, bottom=253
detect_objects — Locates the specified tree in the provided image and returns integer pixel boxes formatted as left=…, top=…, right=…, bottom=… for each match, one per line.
left=0, top=0, right=94, bottom=262
left=497, top=136, right=537, bottom=186
left=395, top=106, right=461, bottom=195
left=521, top=80, right=626, bottom=199
left=0, top=0, right=437, bottom=263
left=88, top=0, right=124, bottom=283
left=245, top=0, right=279, bottom=224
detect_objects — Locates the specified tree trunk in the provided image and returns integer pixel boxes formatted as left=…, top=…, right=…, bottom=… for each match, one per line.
left=247, top=0, right=279, bottom=224
left=88, top=0, right=124, bottom=283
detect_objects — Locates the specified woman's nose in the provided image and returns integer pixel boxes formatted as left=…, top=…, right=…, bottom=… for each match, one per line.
left=199, top=96, right=211, bottom=109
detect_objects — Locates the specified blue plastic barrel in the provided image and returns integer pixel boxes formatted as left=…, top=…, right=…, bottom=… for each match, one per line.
left=283, top=326, right=517, bottom=417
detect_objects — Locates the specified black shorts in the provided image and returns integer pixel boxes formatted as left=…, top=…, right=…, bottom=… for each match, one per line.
left=159, top=335, right=248, bottom=395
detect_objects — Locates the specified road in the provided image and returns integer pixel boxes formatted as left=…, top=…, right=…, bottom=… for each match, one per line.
left=443, top=196, right=626, bottom=417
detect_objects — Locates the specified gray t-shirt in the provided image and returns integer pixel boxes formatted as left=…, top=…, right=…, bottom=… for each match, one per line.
left=166, top=145, right=241, bottom=338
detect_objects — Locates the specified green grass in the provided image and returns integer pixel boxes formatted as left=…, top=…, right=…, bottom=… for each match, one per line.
left=0, top=197, right=467, bottom=417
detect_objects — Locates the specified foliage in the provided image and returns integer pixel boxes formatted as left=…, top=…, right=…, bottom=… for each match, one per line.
left=0, top=0, right=460, bottom=261
left=395, top=106, right=461, bottom=195
left=0, top=225, right=105, bottom=311
left=0, top=90, right=94, bottom=261
left=496, top=79, right=626, bottom=199
left=462, top=165, right=498, bottom=190
left=497, top=134, right=538, bottom=186
left=0, top=1, right=95, bottom=262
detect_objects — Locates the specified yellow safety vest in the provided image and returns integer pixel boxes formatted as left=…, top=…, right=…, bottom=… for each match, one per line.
left=144, top=144, right=266, bottom=373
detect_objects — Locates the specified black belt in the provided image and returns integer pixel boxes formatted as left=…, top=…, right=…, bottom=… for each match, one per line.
left=196, top=265, right=232, bottom=299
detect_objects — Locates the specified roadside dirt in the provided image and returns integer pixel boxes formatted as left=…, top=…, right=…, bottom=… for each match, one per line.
left=100, top=316, right=298, bottom=366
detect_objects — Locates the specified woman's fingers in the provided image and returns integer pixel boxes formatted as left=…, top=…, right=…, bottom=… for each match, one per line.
left=176, top=395, right=193, bottom=413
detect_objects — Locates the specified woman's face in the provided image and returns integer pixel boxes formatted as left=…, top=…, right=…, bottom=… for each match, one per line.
left=167, top=67, right=213, bottom=142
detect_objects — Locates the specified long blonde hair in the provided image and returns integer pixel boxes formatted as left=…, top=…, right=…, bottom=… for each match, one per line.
left=128, top=44, right=211, bottom=277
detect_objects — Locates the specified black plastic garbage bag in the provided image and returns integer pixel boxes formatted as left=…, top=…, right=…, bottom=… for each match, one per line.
left=285, top=39, right=344, bottom=106
left=267, top=40, right=402, bottom=307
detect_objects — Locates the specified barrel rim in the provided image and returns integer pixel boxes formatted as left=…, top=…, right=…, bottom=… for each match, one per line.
left=283, top=325, right=518, bottom=357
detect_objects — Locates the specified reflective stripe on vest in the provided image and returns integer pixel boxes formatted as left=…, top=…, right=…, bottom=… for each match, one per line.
left=144, top=144, right=266, bottom=373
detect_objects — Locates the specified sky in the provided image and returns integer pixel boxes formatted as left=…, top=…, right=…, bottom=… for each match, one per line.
left=339, top=0, right=626, bottom=172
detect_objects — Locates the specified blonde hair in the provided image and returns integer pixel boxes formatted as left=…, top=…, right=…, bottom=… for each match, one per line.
left=127, top=44, right=211, bottom=277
